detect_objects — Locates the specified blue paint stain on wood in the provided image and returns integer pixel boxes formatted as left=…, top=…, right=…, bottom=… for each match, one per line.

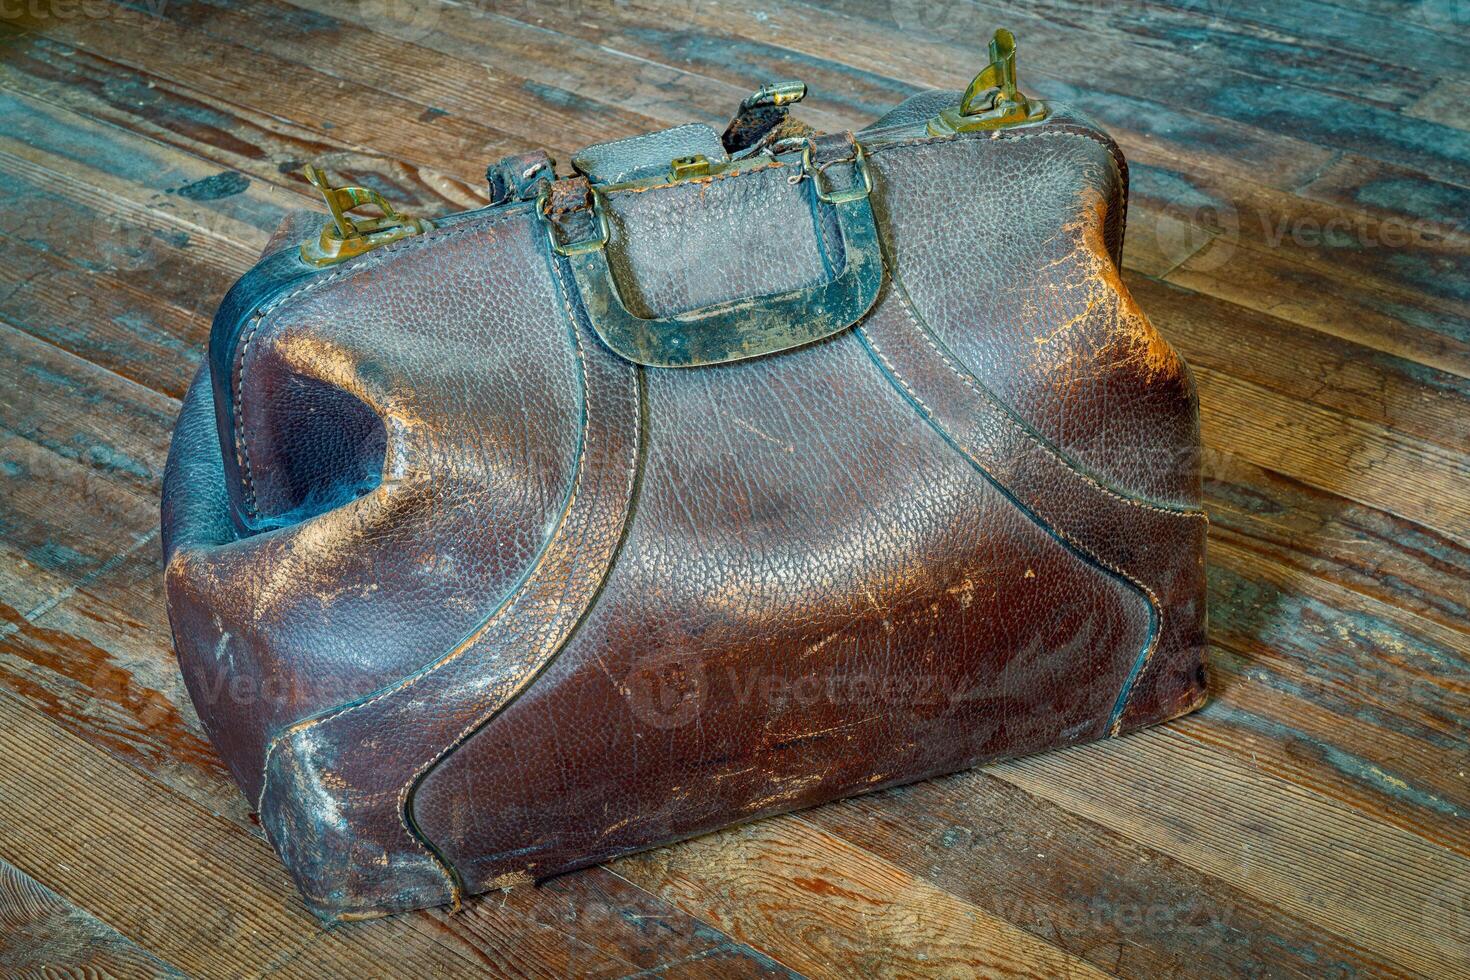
left=1207, top=566, right=1470, bottom=738
left=1202, top=696, right=1466, bottom=818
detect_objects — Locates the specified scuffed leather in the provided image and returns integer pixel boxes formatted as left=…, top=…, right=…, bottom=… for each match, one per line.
left=161, top=97, right=1208, bottom=921
left=573, top=123, right=728, bottom=184
left=169, top=212, right=586, bottom=805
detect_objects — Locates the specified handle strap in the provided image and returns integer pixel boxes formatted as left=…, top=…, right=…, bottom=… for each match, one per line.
left=540, top=137, right=883, bottom=368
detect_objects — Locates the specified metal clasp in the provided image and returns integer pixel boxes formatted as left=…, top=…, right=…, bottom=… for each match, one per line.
left=743, top=81, right=807, bottom=110
left=800, top=142, right=873, bottom=205
left=298, top=165, right=433, bottom=267
left=928, top=28, right=1048, bottom=135
left=536, top=187, right=611, bottom=256
left=669, top=154, right=713, bottom=181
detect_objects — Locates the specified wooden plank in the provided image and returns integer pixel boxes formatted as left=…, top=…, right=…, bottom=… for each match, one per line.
left=0, top=690, right=500, bottom=977
left=288, top=0, right=880, bottom=133
left=0, top=92, right=276, bottom=274
left=1190, top=646, right=1468, bottom=855
left=1138, top=0, right=1470, bottom=81
left=4, top=6, right=534, bottom=182
left=1296, top=153, right=1470, bottom=232
left=1126, top=160, right=1469, bottom=325
left=1201, top=447, right=1468, bottom=635
left=1196, top=539, right=1469, bottom=856
left=1165, top=238, right=1470, bottom=378
left=834, top=0, right=1470, bottom=183
left=0, top=857, right=188, bottom=979
left=0, top=323, right=169, bottom=623
left=1206, top=537, right=1470, bottom=744
left=533, top=0, right=1470, bottom=184
left=612, top=816, right=1108, bottom=979
left=991, top=727, right=1470, bottom=976
left=180, top=0, right=839, bottom=152
left=1137, top=274, right=1469, bottom=452
left=1194, top=365, right=1470, bottom=539
left=0, top=28, right=488, bottom=216
left=0, top=232, right=211, bottom=399
left=0, top=323, right=175, bottom=499
left=804, top=771, right=1408, bottom=978
left=372, top=873, right=804, bottom=979
left=281, top=0, right=860, bottom=134
left=1408, top=77, right=1470, bottom=127
left=1011, top=0, right=1437, bottom=107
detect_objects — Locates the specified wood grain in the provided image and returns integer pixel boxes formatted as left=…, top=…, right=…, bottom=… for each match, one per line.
left=0, top=0, right=1466, bottom=976
left=0, top=858, right=187, bottom=979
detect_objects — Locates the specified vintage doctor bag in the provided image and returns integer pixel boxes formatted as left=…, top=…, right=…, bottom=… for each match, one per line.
left=161, top=31, right=1209, bottom=920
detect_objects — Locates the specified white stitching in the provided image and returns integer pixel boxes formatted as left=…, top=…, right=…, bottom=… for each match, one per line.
left=255, top=242, right=638, bottom=904
left=871, top=273, right=1201, bottom=728
left=857, top=318, right=1164, bottom=738
left=386, top=256, right=598, bottom=906
left=885, top=280, right=1206, bottom=522
left=396, top=259, right=643, bottom=896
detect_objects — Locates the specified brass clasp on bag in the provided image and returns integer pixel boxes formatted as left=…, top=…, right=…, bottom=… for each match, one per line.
left=800, top=142, right=873, bottom=204
left=299, top=165, right=434, bottom=267
left=536, top=186, right=612, bottom=257
left=928, top=28, right=1048, bottom=136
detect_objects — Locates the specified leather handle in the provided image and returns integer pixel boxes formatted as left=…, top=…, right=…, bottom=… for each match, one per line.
left=546, top=152, right=884, bottom=369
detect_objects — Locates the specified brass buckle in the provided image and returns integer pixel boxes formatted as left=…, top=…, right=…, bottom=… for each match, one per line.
left=536, top=187, right=611, bottom=256
left=928, top=29, right=1048, bottom=136
left=800, top=142, right=872, bottom=205
left=669, top=154, right=713, bottom=181
left=299, top=165, right=433, bottom=267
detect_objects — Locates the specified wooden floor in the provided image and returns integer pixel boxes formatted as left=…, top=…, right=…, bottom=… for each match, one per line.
left=0, top=0, right=1465, bottom=976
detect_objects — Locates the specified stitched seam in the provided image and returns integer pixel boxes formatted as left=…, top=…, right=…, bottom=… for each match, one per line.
left=885, top=280, right=1205, bottom=521
left=857, top=318, right=1162, bottom=738
left=259, top=333, right=594, bottom=801
left=576, top=122, right=712, bottom=156
left=877, top=273, right=1192, bottom=725
left=399, top=258, right=643, bottom=893
left=254, top=246, right=599, bottom=902
left=233, top=314, right=266, bottom=516
left=388, top=252, right=593, bottom=899
left=867, top=123, right=1120, bottom=165
left=255, top=218, right=589, bottom=817
left=232, top=208, right=531, bottom=520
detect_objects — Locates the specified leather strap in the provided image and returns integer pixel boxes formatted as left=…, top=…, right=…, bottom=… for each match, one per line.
left=545, top=134, right=883, bottom=368
left=485, top=150, right=555, bottom=205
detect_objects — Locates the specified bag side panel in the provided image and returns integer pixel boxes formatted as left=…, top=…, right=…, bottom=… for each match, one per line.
left=163, top=211, right=586, bottom=803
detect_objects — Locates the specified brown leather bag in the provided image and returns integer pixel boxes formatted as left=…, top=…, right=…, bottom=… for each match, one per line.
left=161, top=32, right=1208, bottom=921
